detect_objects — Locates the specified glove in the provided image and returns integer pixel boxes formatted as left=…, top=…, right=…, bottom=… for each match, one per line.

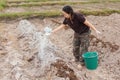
left=95, top=30, right=101, bottom=36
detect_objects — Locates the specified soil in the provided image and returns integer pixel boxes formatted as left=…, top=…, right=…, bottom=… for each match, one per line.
left=0, top=13, right=120, bottom=80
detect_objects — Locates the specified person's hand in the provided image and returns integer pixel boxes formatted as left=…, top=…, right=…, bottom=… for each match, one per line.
left=44, top=27, right=52, bottom=35
left=95, top=30, right=101, bottom=36
left=96, top=30, right=101, bottom=34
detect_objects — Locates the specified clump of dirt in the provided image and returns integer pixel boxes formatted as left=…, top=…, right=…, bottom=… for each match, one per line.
left=52, top=59, right=79, bottom=80
left=90, top=35, right=119, bottom=52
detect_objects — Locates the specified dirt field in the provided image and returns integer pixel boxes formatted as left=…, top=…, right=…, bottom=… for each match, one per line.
left=0, top=13, right=120, bottom=80
left=0, top=0, right=120, bottom=80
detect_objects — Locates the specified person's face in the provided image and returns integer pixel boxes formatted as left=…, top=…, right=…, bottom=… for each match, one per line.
left=62, top=11, right=71, bottom=19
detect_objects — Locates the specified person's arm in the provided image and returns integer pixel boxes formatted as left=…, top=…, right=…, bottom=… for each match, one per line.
left=52, top=24, right=66, bottom=33
left=84, top=20, right=101, bottom=34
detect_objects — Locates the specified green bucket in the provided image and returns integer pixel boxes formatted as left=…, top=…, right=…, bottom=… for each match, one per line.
left=82, top=52, right=98, bottom=70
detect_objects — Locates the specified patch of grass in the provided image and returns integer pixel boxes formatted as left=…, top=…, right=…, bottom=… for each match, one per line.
left=8, top=0, right=120, bottom=7
left=7, top=0, right=120, bottom=3
left=7, top=0, right=62, bottom=3
left=7, top=1, right=102, bottom=7
left=27, top=0, right=57, bottom=2
left=0, top=11, right=61, bottom=20
left=80, top=9, right=120, bottom=16
left=0, top=0, right=7, bottom=11
left=0, top=9, right=120, bottom=20
left=89, top=0, right=120, bottom=2
left=108, top=0, right=120, bottom=2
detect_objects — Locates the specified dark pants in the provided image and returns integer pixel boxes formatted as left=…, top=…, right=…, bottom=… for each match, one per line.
left=73, top=31, right=91, bottom=62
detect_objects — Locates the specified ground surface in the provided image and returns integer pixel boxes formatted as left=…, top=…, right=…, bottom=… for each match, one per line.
left=0, top=0, right=120, bottom=80
left=0, top=13, right=120, bottom=80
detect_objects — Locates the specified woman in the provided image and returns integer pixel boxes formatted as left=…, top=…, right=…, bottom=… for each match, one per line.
left=52, top=5, right=100, bottom=65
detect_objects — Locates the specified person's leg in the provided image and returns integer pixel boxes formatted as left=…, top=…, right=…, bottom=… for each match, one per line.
left=73, top=33, right=81, bottom=62
left=79, top=32, right=90, bottom=63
